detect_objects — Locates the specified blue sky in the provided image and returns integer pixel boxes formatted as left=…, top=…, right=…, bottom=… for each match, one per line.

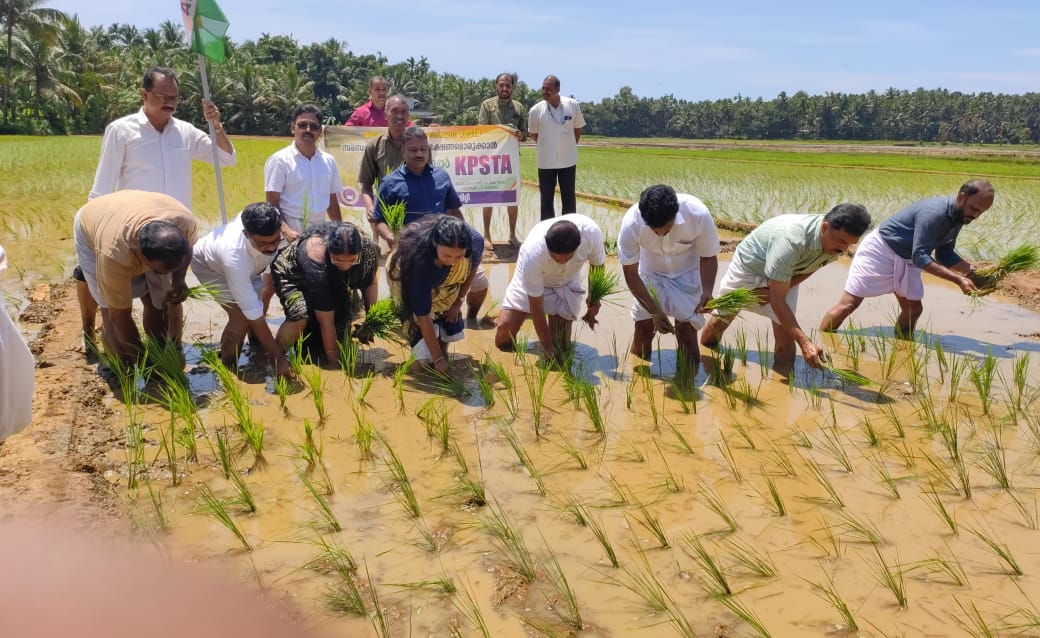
left=66, top=0, right=1040, bottom=102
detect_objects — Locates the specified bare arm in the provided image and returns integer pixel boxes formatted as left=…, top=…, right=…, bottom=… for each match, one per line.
left=313, top=309, right=339, bottom=366
left=247, top=316, right=292, bottom=378
left=202, top=100, right=234, bottom=155
left=924, top=260, right=976, bottom=294
left=527, top=294, right=556, bottom=360
left=573, top=127, right=583, bottom=143
left=266, top=191, right=299, bottom=242
left=697, top=255, right=718, bottom=312
left=767, top=278, right=822, bottom=368
left=622, top=262, right=673, bottom=333
left=415, top=314, right=447, bottom=372
left=107, top=307, right=143, bottom=364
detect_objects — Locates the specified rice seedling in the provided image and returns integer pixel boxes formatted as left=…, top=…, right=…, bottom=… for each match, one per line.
left=616, top=548, right=670, bottom=612
left=653, top=444, right=685, bottom=494
left=481, top=500, right=538, bottom=582
left=970, top=352, right=998, bottom=415
left=708, top=346, right=736, bottom=387
left=584, top=267, right=622, bottom=329
left=978, top=443, right=1011, bottom=490
left=762, top=474, right=786, bottom=516
left=378, top=431, right=423, bottom=518
left=921, top=488, right=958, bottom=534
left=393, top=353, right=416, bottom=410
left=352, top=297, right=402, bottom=344
left=733, top=327, right=749, bottom=366
left=578, top=378, right=607, bottom=435
left=417, top=398, right=452, bottom=456
left=302, top=534, right=356, bottom=579
left=953, top=453, right=973, bottom=499
left=302, top=474, right=340, bottom=532
left=326, top=575, right=367, bottom=616
left=666, top=419, right=696, bottom=455
left=801, top=454, right=845, bottom=508
left=124, top=420, right=146, bottom=490
left=301, top=365, right=327, bottom=423
left=295, top=420, right=328, bottom=477
left=948, top=353, right=970, bottom=403
left=605, top=471, right=632, bottom=506
left=698, top=481, right=738, bottom=533
left=553, top=435, right=589, bottom=470
left=1007, top=490, right=1038, bottom=530
left=352, top=404, right=375, bottom=461
left=337, top=335, right=359, bottom=378
left=470, top=362, right=495, bottom=407
left=719, top=595, right=772, bottom=637
left=631, top=501, right=669, bottom=549
left=194, top=484, right=251, bottom=551
left=865, top=453, right=900, bottom=499
left=184, top=280, right=223, bottom=303
left=142, top=480, right=170, bottom=533
left=705, top=287, right=760, bottom=320
left=967, top=526, right=1023, bottom=576
left=485, top=354, right=520, bottom=420
left=806, top=573, right=858, bottom=632
left=974, top=243, right=1040, bottom=281
left=717, top=436, right=744, bottom=483
left=817, top=425, right=854, bottom=473
left=390, top=576, right=457, bottom=595
left=681, top=532, right=732, bottom=596
left=1001, top=353, right=1033, bottom=418
left=582, top=506, right=620, bottom=567
left=523, top=359, right=552, bottom=437
left=822, top=363, right=876, bottom=387
left=451, top=578, right=492, bottom=638
left=414, top=516, right=444, bottom=553
left=157, top=411, right=181, bottom=487
left=879, top=403, right=905, bottom=439
left=906, top=556, right=968, bottom=587
left=558, top=494, right=589, bottom=527
left=724, top=538, right=777, bottom=579
left=833, top=509, right=884, bottom=545
left=227, top=465, right=257, bottom=514
left=868, top=546, right=907, bottom=608
left=956, top=598, right=1002, bottom=638
left=144, top=336, right=188, bottom=390
left=639, top=367, right=660, bottom=428
left=670, top=363, right=697, bottom=414
left=541, top=540, right=584, bottom=630
left=273, top=374, right=291, bottom=415
left=207, top=353, right=266, bottom=460
left=499, top=421, right=547, bottom=496
left=754, top=331, right=773, bottom=374
left=765, top=440, right=797, bottom=476
left=612, top=438, right=645, bottom=463
left=511, top=332, right=529, bottom=365
left=376, top=185, right=408, bottom=234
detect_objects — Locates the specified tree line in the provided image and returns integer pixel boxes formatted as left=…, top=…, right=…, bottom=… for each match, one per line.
left=3, top=7, right=1039, bottom=144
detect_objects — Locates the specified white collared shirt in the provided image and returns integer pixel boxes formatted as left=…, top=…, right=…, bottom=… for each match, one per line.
left=190, top=213, right=275, bottom=321
left=528, top=96, right=585, bottom=169
left=89, top=109, right=236, bottom=207
left=263, top=143, right=344, bottom=224
left=618, top=194, right=721, bottom=277
left=516, top=213, right=606, bottom=296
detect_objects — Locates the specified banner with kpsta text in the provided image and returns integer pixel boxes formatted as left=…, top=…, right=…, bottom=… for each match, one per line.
left=323, top=125, right=520, bottom=209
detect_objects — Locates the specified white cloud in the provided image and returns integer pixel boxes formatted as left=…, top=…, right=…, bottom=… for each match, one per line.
left=1015, top=48, right=1040, bottom=57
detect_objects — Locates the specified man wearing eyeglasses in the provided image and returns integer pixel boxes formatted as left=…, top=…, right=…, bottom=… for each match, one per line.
left=264, top=104, right=344, bottom=242
left=529, top=75, right=585, bottom=221
left=80, top=66, right=235, bottom=356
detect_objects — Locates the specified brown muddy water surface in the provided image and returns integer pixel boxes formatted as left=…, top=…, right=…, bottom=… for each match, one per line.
left=51, top=253, right=1036, bottom=638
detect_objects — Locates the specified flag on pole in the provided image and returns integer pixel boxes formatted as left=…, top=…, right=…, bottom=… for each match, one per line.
left=180, top=0, right=229, bottom=63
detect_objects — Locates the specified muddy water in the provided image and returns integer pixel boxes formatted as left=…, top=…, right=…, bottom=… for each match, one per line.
left=104, top=238, right=1040, bottom=638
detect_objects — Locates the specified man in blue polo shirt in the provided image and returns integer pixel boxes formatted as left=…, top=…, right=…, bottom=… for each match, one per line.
left=820, top=179, right=993, bottom=338
left=374, top=127, right=488, bottom=320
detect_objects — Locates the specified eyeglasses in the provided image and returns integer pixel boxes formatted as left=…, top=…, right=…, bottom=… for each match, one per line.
left=295, top=121, right=322, bottom=131
left=149, top=91, right=180, bottom=104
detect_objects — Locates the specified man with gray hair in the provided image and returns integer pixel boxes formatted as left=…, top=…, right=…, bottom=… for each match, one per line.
left=528, top=75, right=585, bottom=220
left=478, top=72, right=527, bottom=247
left=358, top=94, right=413, bottom=245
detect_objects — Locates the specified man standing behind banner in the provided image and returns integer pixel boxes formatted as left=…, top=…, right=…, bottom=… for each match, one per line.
left=264, top=104, right=343, bottom=241
left=357, top=94, right=412, bottom=245
left=79, top=66, right=234, bottom=354
left=477, top=72, right=527, bottom=248
left=528, top=75, right=585, bottom=221
left=345, top=76, right=390, bottom=127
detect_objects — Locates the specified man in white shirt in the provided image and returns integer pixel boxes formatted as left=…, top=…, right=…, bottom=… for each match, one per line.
left=264, top=104, right=344, bottom=240
left=190, top=202, right=292, bottom=379
left=494, top=214, right=605, bottom=363
left=528, top=75, right=585, bottom=221
left=79, top=66, right=235, bottom=354
left=618, top=185, right=720, bottom=373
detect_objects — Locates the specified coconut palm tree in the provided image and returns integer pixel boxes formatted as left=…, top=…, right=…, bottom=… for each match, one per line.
left=0, top=0, right=65, bottom=122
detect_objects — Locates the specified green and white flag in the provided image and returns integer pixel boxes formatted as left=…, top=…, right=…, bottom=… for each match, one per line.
left=180, top=0, right=229, bottom=63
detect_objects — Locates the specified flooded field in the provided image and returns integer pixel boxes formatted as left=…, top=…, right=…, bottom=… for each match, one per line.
left=103, top=252, right=1040, bottom=638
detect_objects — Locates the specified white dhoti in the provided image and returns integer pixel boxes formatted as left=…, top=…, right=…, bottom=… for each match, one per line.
left=844, top=230, right=924, bottom=301
left=714, top=258, right=798, bottom=324
left=630, top=270, right=706, bottom=330
left=502, top=276, right=585, bottom=321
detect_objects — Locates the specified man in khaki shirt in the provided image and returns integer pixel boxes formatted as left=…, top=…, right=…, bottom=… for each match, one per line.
left=357, top=94, right=411, bottom=245
left=73, top=190, right=197, bottom=364
left=477, top=72, right=528, bottom=248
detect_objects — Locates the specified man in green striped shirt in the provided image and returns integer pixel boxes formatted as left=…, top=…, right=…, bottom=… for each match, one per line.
left=700, top=204, right=871, bottom=375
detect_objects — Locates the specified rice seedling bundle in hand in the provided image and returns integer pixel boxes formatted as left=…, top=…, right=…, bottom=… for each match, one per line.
left=375, top=182, right=408, bottom=234
left=704, top=288, right=761, bottom=317
left=583, top=267, right=622, bottom=329
left=184, top=280, right=223, bottom=303
left=822, top=363, right=877, bottom=387
left=352, top=298, right=402, bottom=344
left=973, top=243, right=1040, bottom=284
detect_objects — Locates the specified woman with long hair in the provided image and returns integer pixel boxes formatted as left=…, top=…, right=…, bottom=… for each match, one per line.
left=388, top=215, right=484, bottom=373
left=272, top=221, right=379, bottom=364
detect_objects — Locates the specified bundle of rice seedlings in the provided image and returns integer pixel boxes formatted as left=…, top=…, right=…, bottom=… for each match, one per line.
left=375, top=183, right=408, bottom=234
left=704, top=288, right=761, bottom=316
left=973, top=243, right=1040, bottom=283
left=184, top=280, right=222, bottom=303
left=583, top=267, right=622, bottom=329
left=822, top=363, right=876, bottom=387
left=352, top=298, right=402, bottom=344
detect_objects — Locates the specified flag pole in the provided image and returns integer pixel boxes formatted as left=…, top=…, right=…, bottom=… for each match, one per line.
left=196, top=53, right=228, bottom=224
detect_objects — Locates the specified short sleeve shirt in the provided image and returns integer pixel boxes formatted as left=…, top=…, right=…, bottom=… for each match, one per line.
left=407, top=226, right=484, bottom=316
left=190, top=213, right=276, bottom=320
left=618, top=193, right=721, bottom=277
left=357, top=133, right=406, bottom=191
left=528, top=96, right=585, bottom=169
left=77, top=190, right=198, bottom=309
left=732, top=214, right=834, bottom=282
left=263, top=143, right=343, bottom=222
left=515, top=214, right=605, bottom=297
left=478, top=97, right=528, bottom=135
left=374, top=164, right=462, bottom=225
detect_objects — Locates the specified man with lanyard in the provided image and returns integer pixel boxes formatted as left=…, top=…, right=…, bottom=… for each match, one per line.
left=80, top=66, right=234, bottom=355
left=477, top=72, right=528, bottom=247
left=357, top=94, right=412, bottom=246
left=528, top=75, right=585, bottom=221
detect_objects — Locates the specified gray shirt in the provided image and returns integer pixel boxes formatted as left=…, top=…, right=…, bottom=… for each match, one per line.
left=877, top=196, right=964, bottom=269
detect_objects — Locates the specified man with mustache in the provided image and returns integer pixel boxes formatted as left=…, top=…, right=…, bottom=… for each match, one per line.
left=80, top=66, right=235, bottom=355
left=190, top=202, right=292, bottom=379
left=477, top=72, right=527, bottom=247
left=358, top=94, right=413, bottom=247
left=820, top=179, right=994, bottom=338
left=528, top=75, right=585, bottom=221
left=264, top=104, right=344, bottom=241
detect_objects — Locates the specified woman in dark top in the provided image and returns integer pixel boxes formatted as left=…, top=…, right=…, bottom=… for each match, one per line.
left=388, top=215, right=483, bottom=373
left=272, top=221, right=378, bottom=363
